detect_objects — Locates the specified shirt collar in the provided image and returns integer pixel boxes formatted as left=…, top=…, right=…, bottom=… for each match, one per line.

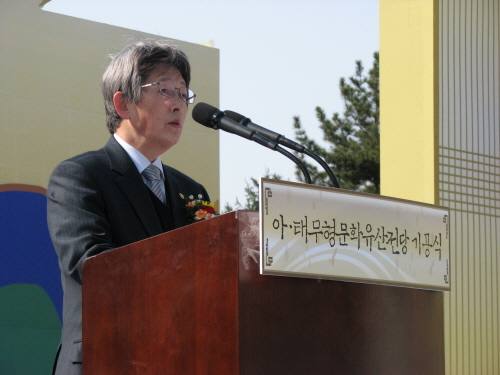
left=113, top=134, right=164, bottom=179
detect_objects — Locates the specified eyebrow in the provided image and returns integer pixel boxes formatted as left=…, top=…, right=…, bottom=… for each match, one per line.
left=157, top=77, right=187, bottom=87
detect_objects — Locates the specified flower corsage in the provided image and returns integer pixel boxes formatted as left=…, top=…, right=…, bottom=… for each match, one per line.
left=182, top=194, right=219, bottom=224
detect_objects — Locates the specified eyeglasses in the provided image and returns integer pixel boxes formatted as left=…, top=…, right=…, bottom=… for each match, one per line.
left=141, top=80, right=196, bottom=104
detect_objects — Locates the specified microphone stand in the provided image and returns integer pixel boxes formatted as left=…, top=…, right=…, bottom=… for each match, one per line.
left=301, top=148, right=340, bottom=188
left=224, top=110, right=339, bottom=188
left=243, top=131, right=312, bottom=184
left=274, top=146, right=312, bottom=185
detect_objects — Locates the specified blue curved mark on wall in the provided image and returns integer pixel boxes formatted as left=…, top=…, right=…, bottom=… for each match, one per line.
left=0, top=190, right=62, bottom=321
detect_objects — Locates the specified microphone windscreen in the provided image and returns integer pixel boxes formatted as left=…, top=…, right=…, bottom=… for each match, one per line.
left=192, top=102, right=219, bottom=127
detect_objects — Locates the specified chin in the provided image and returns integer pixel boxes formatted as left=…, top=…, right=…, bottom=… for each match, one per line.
left=161, top=139, right=180, bottom=151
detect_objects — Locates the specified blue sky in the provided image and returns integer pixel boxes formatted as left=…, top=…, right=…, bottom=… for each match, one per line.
left=44, top=0, right=379, bottom=208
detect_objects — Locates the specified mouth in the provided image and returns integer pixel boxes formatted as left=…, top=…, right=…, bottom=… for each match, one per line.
left=168, top=119, right=182, bottom=127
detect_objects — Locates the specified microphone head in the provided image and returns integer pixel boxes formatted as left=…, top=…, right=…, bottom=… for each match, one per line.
left=192, top=102, right=222, bottom=129
left=224, top=110, right=251, bottom=126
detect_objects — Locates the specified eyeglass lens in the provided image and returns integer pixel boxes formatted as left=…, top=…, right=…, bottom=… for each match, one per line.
left=158, top=81, right=194, bottom=103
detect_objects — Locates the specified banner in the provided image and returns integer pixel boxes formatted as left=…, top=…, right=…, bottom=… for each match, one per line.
left=260, top=179, right=450, bottom=291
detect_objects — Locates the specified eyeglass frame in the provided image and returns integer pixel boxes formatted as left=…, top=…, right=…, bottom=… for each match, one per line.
left=141, top=79, right=196, bottom=104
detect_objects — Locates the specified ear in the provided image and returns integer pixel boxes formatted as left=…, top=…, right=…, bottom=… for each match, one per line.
left=113, top=92, right=132, bottom=120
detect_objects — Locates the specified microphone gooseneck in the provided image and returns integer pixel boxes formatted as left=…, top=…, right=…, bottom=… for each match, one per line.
left=224, top=110, right=340, bottom=188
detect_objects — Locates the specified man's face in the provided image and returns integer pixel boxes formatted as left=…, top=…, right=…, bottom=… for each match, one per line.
left=125, top=65, right=188, bottom=160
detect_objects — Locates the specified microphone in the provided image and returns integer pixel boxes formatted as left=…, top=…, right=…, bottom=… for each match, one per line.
left=225, top=111, right=305, bottom=152
left=192, top=102, right=276, bottom=149
left=224, top=111, right=340, bottom=188
left=192, top=102, right=311, bottom=184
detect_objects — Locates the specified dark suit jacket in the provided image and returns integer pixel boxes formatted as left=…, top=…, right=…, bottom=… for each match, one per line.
left=47, top=136, right=209, bottom=375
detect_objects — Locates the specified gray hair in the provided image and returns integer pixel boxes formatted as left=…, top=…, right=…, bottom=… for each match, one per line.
left=102, top=39, right=191, bottom=134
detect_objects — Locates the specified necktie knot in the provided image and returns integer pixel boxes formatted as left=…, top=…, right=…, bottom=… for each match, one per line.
left=142, top=164, right=162, bottom=181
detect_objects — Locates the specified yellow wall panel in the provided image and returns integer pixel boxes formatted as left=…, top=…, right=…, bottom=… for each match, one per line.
left=0, top=0, right=220, bottom=202
left=380, top=0, right=438, bottom=204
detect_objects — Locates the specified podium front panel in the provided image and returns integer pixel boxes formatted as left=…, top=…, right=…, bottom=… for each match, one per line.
left=83, top=211, right=444, bottom=375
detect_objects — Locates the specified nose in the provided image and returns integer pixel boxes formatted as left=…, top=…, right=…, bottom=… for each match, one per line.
left=168, top=91, right=185, bottom=112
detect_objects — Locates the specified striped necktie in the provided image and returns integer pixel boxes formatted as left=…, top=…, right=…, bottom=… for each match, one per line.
left=142, top=164, right=166, bottom=204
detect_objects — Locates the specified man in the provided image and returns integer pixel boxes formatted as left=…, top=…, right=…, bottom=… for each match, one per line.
left=47, top=40, right=209, bottom=375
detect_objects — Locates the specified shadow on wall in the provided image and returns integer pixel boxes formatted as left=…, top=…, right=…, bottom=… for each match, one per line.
left=0, top=187, right=62, bottom=375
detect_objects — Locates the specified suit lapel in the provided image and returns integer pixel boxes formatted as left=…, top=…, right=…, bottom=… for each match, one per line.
left=104, top=137, right=164, bottom=237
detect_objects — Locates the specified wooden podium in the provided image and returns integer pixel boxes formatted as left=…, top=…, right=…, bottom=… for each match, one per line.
left=82, top=211, right=444, bottom=375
